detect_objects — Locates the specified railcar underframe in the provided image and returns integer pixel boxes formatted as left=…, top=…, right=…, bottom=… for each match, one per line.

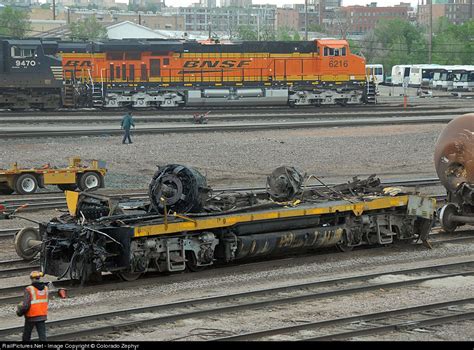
left=13, top=165, right=436, bottom=283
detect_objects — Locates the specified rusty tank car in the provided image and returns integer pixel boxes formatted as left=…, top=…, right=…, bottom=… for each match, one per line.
left=435, top=113, right=474, bottom=232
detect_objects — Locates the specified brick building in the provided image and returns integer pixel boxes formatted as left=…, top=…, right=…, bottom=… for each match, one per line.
left=332, top=2, right=410, bottom=35
left=418, top=0, right=474, bottom=26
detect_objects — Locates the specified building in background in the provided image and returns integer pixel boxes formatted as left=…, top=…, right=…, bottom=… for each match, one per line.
left=418, top=0, right=474, bottom=26
left=220, top=0, right=252, bottom=7
left=162, top=4, right=275, bottom=35
left=327, top=2, right=410, bottom=36
left=0, top=0, right=37, bottom=6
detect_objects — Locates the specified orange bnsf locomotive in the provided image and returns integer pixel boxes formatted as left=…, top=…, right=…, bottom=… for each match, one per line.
left=0, top=38, right=373, bottom=110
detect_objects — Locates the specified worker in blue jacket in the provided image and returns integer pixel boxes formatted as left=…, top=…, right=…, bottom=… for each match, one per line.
left=121, top=112, right=135, bottom=144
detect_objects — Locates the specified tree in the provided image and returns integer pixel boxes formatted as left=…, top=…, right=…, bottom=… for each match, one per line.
left=432, top=17, right=474, bottom=64
left=358, top=19, right=428, bottom=71
left=0, top=6, right=31, bottom=38
left=69, top=17, right=108, bottom=41
left=276, top=27, right=293, bottom=41
left=237, top=25, right=257, bottom=40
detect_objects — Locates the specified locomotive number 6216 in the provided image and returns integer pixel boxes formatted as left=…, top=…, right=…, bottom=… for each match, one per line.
left=328, top=59, right=349, bottom=68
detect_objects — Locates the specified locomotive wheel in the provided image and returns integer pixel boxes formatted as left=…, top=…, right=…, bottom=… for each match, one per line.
left=116, top=271, right=142, bottom=281
left=57, top=184, right=78, bottom=192
left=15, top=174, right=38, bottom=195
left=78, top=172, right=102, bottom=191
left=14, top=227, right=41, bottom=261
left=439, top=203, right=459, bottom=233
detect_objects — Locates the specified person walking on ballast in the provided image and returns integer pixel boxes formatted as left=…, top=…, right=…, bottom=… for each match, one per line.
left=17, top=271, right=49, bottom=341
left=121, top=112, right=135, bottom=144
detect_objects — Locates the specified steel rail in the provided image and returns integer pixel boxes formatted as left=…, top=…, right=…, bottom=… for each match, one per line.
left=0, top=115, right=457, bottom=139
left=0, top=104, right=464, bottom=117
left=0, top=231, right=472, bottom=308
left=0, top=265, right=38, bottom=278
left=0, top=177, right=442, bottom=212
left=2, top=259, right=474, bottom=340
left=212, top=298, right=474, bottom=341
left=0, top=109, right=469, bottom=125
left=0, top=228, right=18, bottom=238
left=1, top=177, right=442, bottom=202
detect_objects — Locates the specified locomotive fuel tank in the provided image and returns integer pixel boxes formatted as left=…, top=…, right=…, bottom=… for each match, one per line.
left=435, top=113, right=474, bottom=232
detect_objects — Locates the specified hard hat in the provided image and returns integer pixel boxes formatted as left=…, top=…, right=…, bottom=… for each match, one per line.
left=30, top=271, right=44, bottom=280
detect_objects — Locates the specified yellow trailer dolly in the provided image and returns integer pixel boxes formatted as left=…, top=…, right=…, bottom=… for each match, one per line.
left=0, top=157, right=107, bottom=195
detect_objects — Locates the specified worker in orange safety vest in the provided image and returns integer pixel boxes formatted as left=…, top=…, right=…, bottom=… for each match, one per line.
left=16, top=271, right=48, bottom=341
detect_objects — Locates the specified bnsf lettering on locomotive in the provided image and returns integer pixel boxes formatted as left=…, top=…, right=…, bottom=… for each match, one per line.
left=65, top=60, right=92, bottom=67
left=182, top=60, right=251, bottom=69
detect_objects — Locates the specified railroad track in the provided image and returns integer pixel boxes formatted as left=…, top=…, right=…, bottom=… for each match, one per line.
left=213, top=298, right=474, bottom=341
left=0, top=115, right=459, bottom=139
left=1, top=257, right=474, bottom=341
left=0, top=232, right=472, bottom=306
left=0, top=228, right=19, bottom=239
left=0, top=177, right=442, bottom=212
left=0, top=103, right=466, bottom=117
left=0, top=108, right=470, bottom=125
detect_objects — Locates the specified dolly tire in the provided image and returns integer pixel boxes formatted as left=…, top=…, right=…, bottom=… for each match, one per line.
left=15, top=174, right=38, bottom=195
left=78, top=172, right=102, bottom=191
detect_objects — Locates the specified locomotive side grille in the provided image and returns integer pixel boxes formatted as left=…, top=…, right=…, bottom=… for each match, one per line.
left=50, top=66, right=63, bottom=80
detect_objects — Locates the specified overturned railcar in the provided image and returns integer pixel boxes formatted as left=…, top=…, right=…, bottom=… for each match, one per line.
left=15, top=165, right=435, bottom=283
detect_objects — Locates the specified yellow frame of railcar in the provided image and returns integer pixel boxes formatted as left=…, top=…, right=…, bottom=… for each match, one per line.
left=133, top=195, right=412, bottom=238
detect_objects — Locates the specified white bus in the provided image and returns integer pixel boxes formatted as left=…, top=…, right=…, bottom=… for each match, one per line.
left=408, top=64, right=441, bottom=87
left=391, top=65, right=411, bottom=86
left=366, top=64, right=384, bottom=85
left=431, top=65, right=474, bottom=90
left=452, top=67, right=474, bottom=91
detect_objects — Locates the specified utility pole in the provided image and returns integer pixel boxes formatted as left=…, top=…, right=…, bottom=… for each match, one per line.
left=52, top=0, right=56, bottom=20
left=304, top=0, right=308, bottom=40
left=428, top=0, right=432, bottom=64
left=319, top=0, right=324, bottom=27
left=257, top=14, right=260, bottom=41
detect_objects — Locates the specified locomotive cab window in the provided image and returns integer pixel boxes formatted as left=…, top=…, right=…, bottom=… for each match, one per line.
left=323, top=46, right=347, bottom=57
left=11, top=46, right=36, bottom=58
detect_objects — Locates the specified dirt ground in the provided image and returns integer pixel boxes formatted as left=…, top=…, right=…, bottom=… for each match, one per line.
left=1, top=122, right=473, bottom=341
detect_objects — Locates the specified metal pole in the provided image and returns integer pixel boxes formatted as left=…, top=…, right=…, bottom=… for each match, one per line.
left=319, top=0, right=323, bottom=27
left=53, top=0, right=56, bottom=20
left=305, top=0, right=308, bottom=40
left=257, top=14, right=260, bottom=41
left=428, top=0, right=432, bottom=64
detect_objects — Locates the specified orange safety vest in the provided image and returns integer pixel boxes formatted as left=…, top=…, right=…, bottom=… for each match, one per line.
left=25, top=285, right=48, bottom=318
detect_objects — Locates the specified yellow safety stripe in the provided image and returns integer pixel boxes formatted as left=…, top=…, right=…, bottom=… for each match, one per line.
left=27, top=286, right=48, bottom=303
left=134, top=195, right=409, bottom=238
